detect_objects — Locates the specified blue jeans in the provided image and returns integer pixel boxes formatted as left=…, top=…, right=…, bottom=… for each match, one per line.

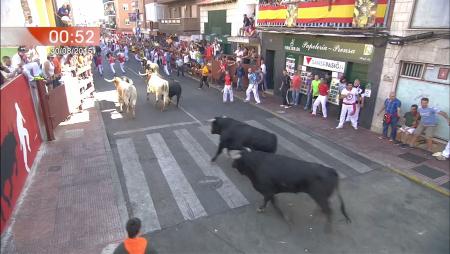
left=382, top=116, right=399, bottom=140
left=237, top=77, right=243, bottom=90
left=304, top=92, right=312, bottom=110
left=292, top=90, right=300, bottom=105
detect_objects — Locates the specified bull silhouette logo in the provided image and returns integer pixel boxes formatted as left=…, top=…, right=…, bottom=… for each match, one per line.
left=15, top=102, right=31, bottom=173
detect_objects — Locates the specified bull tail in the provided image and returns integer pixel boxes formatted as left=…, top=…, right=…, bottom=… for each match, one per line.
left=336, top=182, right=351, bottom=224
left=104, top=78, right=115, bottom=82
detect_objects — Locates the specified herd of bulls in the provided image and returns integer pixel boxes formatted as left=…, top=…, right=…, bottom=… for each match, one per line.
left=104, top=61, right=182, bottom=117
left=209, top=116, right=352, bottom=231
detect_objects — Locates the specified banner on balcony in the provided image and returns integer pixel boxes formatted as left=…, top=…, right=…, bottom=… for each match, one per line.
left=257, top=0, right=387, bottom=27
left=284, top=37, right=374, bottom=63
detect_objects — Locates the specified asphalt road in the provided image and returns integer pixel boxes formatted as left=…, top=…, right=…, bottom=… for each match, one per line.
left=95, top=56, right=449, bottom=254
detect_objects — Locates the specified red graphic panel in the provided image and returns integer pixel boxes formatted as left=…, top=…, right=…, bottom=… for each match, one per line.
left=1, top=75, right=42, bottom=233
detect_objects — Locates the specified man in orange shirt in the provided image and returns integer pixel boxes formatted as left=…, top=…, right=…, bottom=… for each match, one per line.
left=291, top=70, right=302, bottom=106
left=113, top=218, right=156, bottom=254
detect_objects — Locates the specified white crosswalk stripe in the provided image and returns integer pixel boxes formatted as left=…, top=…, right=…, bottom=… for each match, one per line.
left=146, top=133, right=208, bottom=221
left=116, top=138, right=161, bottom=232
left=174, top=129, right=249, bottom=208
left=267, top=118, right=373, bottom=174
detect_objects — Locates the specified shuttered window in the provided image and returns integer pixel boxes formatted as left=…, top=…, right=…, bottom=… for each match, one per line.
left=400, top=62, right=424, bottom=79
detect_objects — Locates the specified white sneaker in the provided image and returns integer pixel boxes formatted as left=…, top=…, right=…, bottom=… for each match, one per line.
left=336, top=125, right=343, bottom=129
left=353, top=126, right=358, bottom=130
left=432, top=151, right=442, bottom=157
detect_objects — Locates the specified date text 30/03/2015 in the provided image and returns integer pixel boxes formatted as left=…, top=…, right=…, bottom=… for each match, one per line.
left=50, top=47, right=94, bottom=55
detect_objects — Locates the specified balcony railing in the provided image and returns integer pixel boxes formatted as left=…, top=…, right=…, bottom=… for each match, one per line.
left=256, top=0, right=388, bottom=29
left=158, top=17, right=200, bottom=33
left=104, top=10, right=116, bottom=16
left=103, top=0, right=114, bottom=4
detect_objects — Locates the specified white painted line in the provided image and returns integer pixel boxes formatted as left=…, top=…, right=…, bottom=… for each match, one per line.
left=146, top=133, right=207, bottom=220
left=113, top=121, right=198, bottom=136
left=125, top=66, right=142, bottom=77
left=245, top=120, right=346, bottom=179
left=174, top=129, right=249, bottom=209
left=267, top=118, right=373, bottom=174
left=199, top=125, right=219, bottom=146
left=179, top=105, right=202, bottom=126
left=116, top=138, right=161, bottom=232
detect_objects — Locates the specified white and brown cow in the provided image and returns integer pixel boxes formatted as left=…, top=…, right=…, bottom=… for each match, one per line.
left=104, top=76, right=137, bottom=118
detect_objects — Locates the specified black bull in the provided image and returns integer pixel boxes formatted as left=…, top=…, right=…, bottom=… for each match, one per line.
left=230, top=149, right=351, bottom=226
left=209, top=116, right=277, bottom=162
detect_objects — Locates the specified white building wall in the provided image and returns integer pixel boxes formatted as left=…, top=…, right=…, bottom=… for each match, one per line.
left=1, top=0, right=26, bottom=27
left=371, top=0, right=450, bottom=134
left=200, top=0, right=256, bottom=35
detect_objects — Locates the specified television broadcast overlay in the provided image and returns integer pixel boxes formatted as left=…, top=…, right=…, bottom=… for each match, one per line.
left=1, top=27, right=100, bottom=47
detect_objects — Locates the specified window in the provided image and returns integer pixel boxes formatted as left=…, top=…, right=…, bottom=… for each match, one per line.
left=410, top=0, right=450, bottom=29
left=123, top=4, right=128, bottom=11
left=125, top=19, right=130, bottom=25
left=400, top=62, right=424, bottom=79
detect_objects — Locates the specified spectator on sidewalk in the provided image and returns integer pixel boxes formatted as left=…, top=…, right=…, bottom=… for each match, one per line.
left=1, top=56, right=22, bottom=81
left=199, top=63, right=209, bottom=89
left=256, top=67, right=265, bottom=98
left=350, top=79, right=365, bottom=124
left=399, top=104, right=421, bottom=149
left=279, top=70, right=291, bottom=109
left=235, top=61, right=245, bottom=91
left=312, top=79, right=329, bottom=119
left=408, top=98, right=450, bottom=152
left=245, top=68, right=261, bottom=104
left=222, top=70, right=233, bottom=103
left=311, top=74, right=320, bottom=111
left=43, top=54, right=57, bottom=89
left=113, top=217, right=156, bottom=254
left=377, top=92, right=401, bottom=142
left=291, top=70, right=301, bottom=106
left=336, top=82, right=359, bottom=129
left=303, top=73, right=313, bottom=111
left=336, top=77, right=348, bottom=120
left=260, top=58, right=267, bottom=95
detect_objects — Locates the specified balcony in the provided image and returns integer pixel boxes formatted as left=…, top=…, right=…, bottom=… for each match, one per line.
left=256, top=0, right=388, bottom=29
left=104, top=10, right=116, bottom=16
left=158, top=17, right=200, bottom=34
left=103, top=0, right=114, bottom=4
left=105, top=23, right=117, bottom=29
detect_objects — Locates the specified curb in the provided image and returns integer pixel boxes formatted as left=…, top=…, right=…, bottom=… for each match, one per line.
left=94, top=98, right=129, bottom=228
left=388, top=168, right=450, bottom=197
left=185, top=74, right=450, bottom=196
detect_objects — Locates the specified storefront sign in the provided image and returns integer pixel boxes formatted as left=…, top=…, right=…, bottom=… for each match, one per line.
left=285, top=37, right=374, bottom=63
left=303, top=56, right=346, bottom=73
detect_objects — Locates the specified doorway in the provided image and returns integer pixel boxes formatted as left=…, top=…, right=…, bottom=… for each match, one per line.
left=265, top=50, right=275, bottom=89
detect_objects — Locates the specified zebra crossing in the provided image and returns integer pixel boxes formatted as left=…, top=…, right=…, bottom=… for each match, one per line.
left=113, top=118, right=375, bottom=233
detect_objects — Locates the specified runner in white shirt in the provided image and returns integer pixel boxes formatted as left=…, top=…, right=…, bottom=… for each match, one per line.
left=337, top=82, right=360, bottom=130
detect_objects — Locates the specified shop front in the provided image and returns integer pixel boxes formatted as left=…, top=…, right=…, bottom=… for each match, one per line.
left=278, top=35, right=385, bottom=128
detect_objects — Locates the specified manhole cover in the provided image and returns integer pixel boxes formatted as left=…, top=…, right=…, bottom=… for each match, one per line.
left=411, top=165, right=446, bottom=179
left=198, top=176, right=223, bottom=189
left=398, top=152, right=428, bottom=164
left=48, top=165, right=62, bottom=172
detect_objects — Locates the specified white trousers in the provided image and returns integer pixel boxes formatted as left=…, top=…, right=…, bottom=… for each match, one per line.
left=347, top=104, right=360, bottom=122
left=110, top=63, right=116, bottom=74
left=245, top=84, right=260, bottom=103
left=97, top=65, right=103, bottom=75
left=164, top=65, right=170, bottom=76
left=223, top=85, right=233, bottom=102
left=339, top=104, right=358, bottom=128
left=119, top=62, right=125, bottom=73
left=443, top=141, right=450, bottom=158
left=312, top=95, right=327, bottom=117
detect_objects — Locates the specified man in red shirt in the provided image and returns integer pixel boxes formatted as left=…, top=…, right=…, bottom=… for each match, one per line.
left=118, top=51, right=126, bottom=73
left=222, top=70, right=233, bottom=103
left=107, top=52, right=116, bottom=75
left=312, top=79, right=329, bottom=118
left=291, top=70, right=302, bottom=106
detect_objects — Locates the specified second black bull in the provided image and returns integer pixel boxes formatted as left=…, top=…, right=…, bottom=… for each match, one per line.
left=209, top=116, right=277, bottom=162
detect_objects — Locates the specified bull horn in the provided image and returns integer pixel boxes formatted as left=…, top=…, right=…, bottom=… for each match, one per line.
left=104, top=78, right=115, bottom=82
left=243, top=147, right=252, bottom=152
left=206, top=118, right=215, bottom=122
left=229, top=150, right=242, bottom=160
left=138, top=71, right=147, bottom=76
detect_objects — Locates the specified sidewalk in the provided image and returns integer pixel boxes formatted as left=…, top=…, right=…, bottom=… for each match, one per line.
left=1, top=98, right=128, bottom=254
left=199, top=77, right=450, bottom=196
